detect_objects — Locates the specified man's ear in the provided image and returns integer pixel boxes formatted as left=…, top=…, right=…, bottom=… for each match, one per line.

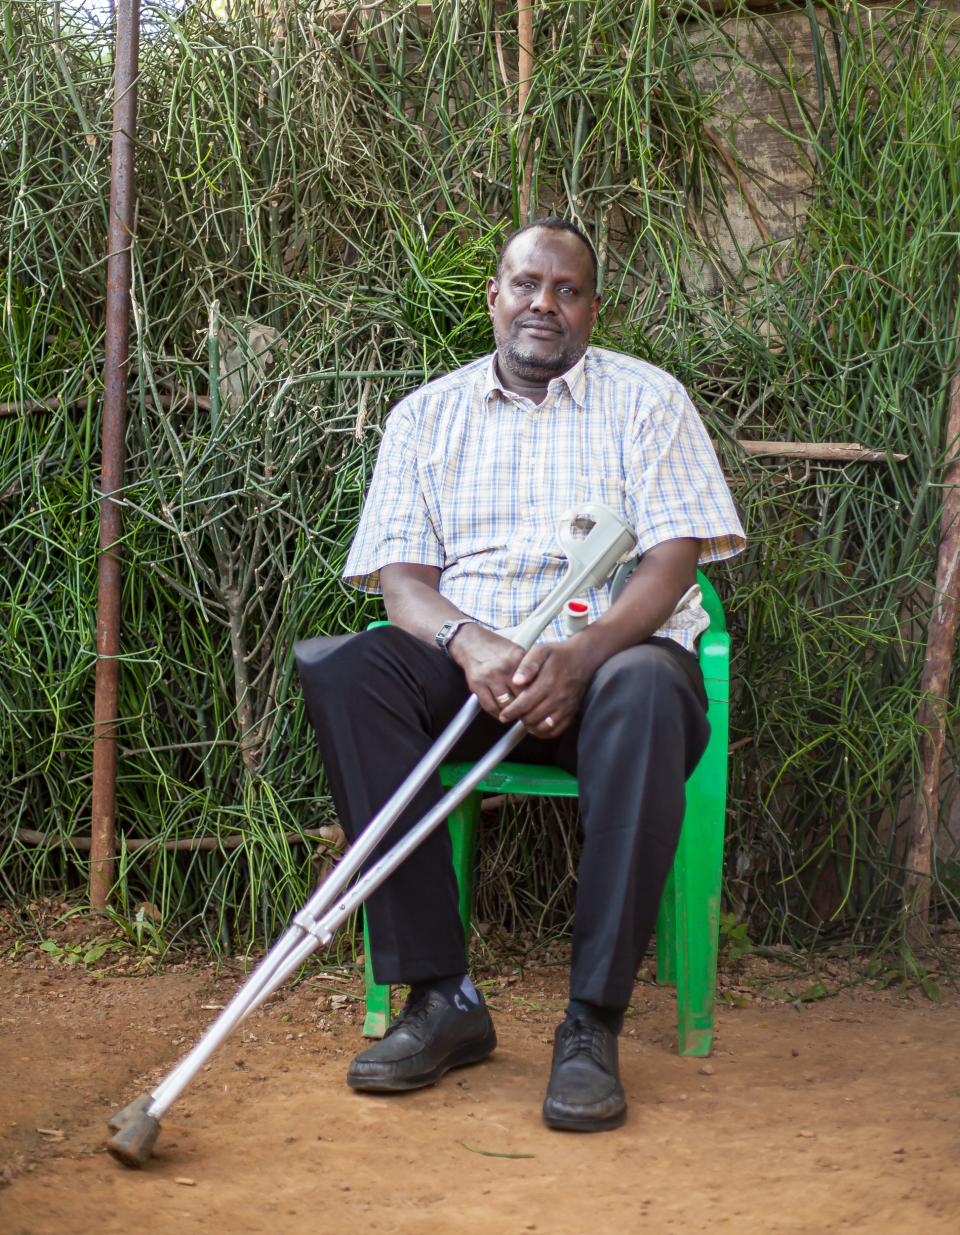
left=486, top=277, right=499, bottom=315
left=589, top=293, right=601, bottom=325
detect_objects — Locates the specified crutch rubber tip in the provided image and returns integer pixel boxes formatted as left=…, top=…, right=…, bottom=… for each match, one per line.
left=106, top=1111, right=161, bottom=1169
left=108, top=1091, right=153, bottom=1132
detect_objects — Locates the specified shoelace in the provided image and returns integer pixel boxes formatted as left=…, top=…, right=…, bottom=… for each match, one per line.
left=383, top=990, right=442, bottom=1039
left=556, top=1018, right=611, bottom=1068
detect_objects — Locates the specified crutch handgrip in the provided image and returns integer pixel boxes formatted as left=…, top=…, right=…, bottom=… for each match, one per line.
left=499, top=503, right=635, bottom=649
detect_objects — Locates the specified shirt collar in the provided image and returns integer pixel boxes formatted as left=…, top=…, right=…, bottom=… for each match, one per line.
left=482, top=350, right=589, bottom=410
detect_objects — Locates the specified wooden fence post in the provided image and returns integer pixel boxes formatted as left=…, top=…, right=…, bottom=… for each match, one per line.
left=904, top=320, right=960, bottom=935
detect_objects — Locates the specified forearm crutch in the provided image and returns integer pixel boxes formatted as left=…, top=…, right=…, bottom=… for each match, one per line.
left=106, top=504, right=636, bottom=1168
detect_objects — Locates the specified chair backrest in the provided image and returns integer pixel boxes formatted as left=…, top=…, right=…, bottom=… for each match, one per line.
left=696, top=569, right=726, bottom=634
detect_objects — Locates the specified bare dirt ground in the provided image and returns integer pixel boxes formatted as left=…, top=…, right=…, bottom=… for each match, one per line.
left=2, top=913, right=960, bottom=1235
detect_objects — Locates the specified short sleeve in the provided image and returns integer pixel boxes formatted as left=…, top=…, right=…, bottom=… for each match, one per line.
left=342, top=399, right=444, bottom=593
left=625, top=380, right=745, bottom=564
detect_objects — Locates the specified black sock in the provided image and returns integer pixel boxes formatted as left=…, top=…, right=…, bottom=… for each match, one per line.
left=565, top=998, right=624, bottom=1035
left=412, top=974, right=480, bottom=1010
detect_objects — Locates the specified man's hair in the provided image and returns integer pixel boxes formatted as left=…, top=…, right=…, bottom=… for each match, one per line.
left=495, top=217, right=599, bottom=294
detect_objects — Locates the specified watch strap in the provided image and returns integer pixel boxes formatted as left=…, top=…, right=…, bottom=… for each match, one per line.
left=435, top=618, right=474, bottom=656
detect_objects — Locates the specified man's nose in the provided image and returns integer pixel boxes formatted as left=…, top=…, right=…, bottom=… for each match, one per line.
left=530, top=285, right=558, bottom=312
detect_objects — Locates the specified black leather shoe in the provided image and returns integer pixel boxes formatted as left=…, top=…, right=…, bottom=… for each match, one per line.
left=542, top=1017, right=627, bottom=1131
left=347, top=988, right=497, bottom=1092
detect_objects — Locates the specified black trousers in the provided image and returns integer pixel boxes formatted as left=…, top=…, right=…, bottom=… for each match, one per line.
left=295, top=625, right=710, bottom=1011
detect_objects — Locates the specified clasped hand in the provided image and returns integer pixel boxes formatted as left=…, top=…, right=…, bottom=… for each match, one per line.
left=451, top=625, right=593, bottom=738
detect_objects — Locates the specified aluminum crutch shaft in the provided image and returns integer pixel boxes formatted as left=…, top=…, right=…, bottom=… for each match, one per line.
left=142, top=718, right=527, bottom=1119
left=140, top=576, right=698, bottom=1121
left=286, top=696, right=481, bottom=922
left=148, top=695, right=486, bottom=1084
left=304, top=720, right=526, bottom=947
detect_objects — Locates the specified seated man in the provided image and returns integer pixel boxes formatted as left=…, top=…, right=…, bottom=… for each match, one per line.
left=296, top=217, right=744, bottom=1132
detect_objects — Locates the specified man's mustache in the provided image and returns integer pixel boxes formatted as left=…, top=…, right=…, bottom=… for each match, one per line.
left=517, top=319, right=562, bottom=333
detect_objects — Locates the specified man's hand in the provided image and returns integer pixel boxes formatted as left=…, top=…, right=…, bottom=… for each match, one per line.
left=380, top=563, right=529, bottom=720
left=496, top=639, right=598, bottom=737
left=446, top=623, right=527, bottom=720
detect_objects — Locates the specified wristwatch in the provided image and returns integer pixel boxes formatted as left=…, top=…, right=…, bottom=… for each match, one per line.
left=435, top=618, right=475, bottom=656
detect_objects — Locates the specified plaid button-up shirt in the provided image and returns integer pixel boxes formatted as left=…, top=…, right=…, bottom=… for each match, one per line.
left=343, top=347, right=745, bottom=650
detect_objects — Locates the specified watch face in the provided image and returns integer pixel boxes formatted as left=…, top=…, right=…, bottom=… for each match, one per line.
left=436, top=620, right=468, bottom=652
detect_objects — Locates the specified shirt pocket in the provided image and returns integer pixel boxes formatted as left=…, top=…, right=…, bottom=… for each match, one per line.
left=571, top=476, right=627, bottom=525
left=536, top=476, right=627, bottom=562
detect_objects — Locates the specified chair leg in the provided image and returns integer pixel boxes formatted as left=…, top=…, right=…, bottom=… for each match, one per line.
left=669, top=635, right=729, bottom=1057
left=447, top=791, right=481, bottom=946
left=362, top=908, right=390, bottom=1038
left=672, top=765, right=726, bottom=1057
left=656, top=863, right=678, bottom=987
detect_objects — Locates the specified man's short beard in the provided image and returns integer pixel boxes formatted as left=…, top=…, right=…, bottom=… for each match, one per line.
left=496, top=334, right=589, bottom=382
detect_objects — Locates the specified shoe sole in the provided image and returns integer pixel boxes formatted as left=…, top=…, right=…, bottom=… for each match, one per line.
left=542, top=1104, right=627, bottom=1132
left=347, top=1029, right=497, bottom=1093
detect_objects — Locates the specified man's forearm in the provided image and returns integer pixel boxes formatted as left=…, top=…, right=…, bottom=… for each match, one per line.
left=568, top=538, right=700, bottom=676
left=385, top=577, right=465, bottom=640
left=380, top=564, right=469, bottom=646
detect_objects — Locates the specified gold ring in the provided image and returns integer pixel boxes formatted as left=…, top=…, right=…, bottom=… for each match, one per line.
left=495, top=692, right=512, bottom=705
left=543, top=715, right=556, bottom=730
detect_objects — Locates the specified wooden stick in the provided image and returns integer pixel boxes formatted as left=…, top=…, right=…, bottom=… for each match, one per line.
left=8, top=826, right=345, bottom=853
left=4, top=405, right=906, bottom=467
left=737, top=440, right=907, bottom=463
left=0, top=388, right=211, bottom=417
left=904, top=318, right=960, bottom=934
left=158, top=382, right=212, bottom=411
left=90, top=0, right=141, bottom=912
left=0, top=394, right=86, bottom=417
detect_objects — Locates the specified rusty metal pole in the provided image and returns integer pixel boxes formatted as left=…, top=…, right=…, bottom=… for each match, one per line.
left=90, top=0, right=140, bottom=911
left=517, top=0, right=534, bottom=221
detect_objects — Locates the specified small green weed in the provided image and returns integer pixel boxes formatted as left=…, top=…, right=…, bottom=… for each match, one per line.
left=719, top=912, right=754, bottom=964
left=867, top=943, right=944, bottom=1003
left=38, top=937, right=128, bottom=967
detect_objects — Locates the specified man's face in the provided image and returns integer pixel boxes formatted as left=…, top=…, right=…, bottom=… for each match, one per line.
left=487, top=228, right=600, bottom=386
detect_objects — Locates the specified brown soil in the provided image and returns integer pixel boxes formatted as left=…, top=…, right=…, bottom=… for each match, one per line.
left=2, top=924, right=960, bottom=1235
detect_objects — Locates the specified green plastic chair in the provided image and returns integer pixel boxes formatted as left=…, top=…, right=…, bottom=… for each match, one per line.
left=361, top=570, right=729, bottom=1057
